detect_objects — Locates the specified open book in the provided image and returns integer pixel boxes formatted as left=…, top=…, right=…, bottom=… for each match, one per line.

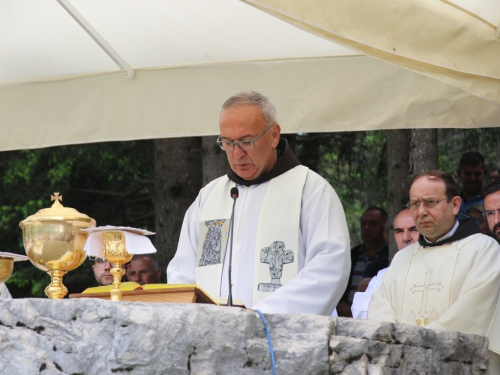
left=82, top=282, right=175, bottom=294
left=79, top=283, right=245, bottom=307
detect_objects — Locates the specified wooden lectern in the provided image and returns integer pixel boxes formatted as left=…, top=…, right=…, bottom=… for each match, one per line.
left=69, top=284, right=218, bottom=305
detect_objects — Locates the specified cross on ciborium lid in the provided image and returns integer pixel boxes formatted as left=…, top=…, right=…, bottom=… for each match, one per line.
left=51, top=192, right=63, bottom=207
left=19, top=192, right=95, bottom=225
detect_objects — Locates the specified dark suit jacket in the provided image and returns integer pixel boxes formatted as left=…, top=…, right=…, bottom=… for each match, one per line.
left=340, top=243, right=388, bottom=303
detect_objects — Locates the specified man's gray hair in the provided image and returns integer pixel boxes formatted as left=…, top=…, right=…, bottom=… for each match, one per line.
left=221, top=91, right=277, bottom=125
left=129, top=254, right=160, bottom=270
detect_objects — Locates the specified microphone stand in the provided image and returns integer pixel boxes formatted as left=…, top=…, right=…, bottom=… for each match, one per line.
left=227, top=187, right=239, bottom=307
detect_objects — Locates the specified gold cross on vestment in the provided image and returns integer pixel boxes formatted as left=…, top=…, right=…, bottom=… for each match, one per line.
left=51, top=192, right=62, bottom=202
left=411, top=269, right=444, bottom=316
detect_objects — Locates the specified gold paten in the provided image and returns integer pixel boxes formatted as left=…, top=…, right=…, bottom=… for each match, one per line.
left=19, top=193, right=96, bottom=299
left=0, top=257, right=14, bottom=297
left=102, top=232, right=133, bottom=301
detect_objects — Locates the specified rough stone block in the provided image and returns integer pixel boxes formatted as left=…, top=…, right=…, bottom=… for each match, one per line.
left=335, top=318, right=394, bottom=343
left=0, top=299, right=490, bottom=374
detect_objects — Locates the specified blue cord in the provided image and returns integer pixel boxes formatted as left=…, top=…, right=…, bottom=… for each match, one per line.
left=254, top=309, right=277, bottom=375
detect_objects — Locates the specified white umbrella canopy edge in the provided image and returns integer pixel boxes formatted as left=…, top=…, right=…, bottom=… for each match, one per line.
left=2, top=56, right=500, bottom=152
left=0, top=0, right=359, bottom=85
left=243, top=0, right=500, bottom=107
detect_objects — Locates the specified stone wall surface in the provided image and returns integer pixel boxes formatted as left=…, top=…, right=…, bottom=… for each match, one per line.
left=0, top=299, right=489, bottom=375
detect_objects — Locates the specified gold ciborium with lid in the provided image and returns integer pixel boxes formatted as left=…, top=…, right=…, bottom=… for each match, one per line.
left=19, top=193, right=96, bottom=299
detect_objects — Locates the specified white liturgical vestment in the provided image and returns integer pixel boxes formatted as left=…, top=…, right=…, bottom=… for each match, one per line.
left=487, top=295, right=500, bottom=372
left=351, top=268, right=387, bottom=319
left=369, top=233, right=500, bottom=336
left=168, top=166, right=350, bottom=315
left=194, top=166, right=307, bottom=306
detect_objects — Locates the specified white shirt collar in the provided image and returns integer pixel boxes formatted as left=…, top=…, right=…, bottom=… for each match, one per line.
left=424, top=220, right=459, bottom=244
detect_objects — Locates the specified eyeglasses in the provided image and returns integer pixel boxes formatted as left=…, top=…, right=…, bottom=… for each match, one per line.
left=484, top=209, right=500, bottom=220
left=216, top=124, right=275, bottom=151
left=93, top=257, right=118, bottom=267
left=406, top=198, right=449, bottom=211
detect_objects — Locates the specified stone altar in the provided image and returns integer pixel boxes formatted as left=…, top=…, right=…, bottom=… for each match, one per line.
left=0, top=299, right=489, bottom=374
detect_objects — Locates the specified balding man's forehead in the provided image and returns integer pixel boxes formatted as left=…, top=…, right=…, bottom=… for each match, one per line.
left=393, top=210, right=415, bottom=228
left=410, top=176, right=445, bottom=189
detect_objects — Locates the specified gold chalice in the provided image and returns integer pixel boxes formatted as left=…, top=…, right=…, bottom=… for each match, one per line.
left=102, top=231, right=133, bottom=301
left=19, top=193, right=96, bottom=299
left=0, top=257, right=13, bottom=297
left=0, top=252, right=29, bottom=297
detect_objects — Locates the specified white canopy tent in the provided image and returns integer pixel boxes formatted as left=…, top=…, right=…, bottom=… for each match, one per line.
left=245, top=0, right=500, bottom=106
left=1, top=0, right=499, bottom=151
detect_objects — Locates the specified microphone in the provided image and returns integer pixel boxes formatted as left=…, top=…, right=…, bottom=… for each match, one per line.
left=227, top=186, right=239, bottom=307
left=231, top=187, right=239, bottom=199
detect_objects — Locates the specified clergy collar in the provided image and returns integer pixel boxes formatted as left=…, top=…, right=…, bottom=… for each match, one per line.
left=423, top=220, right=459, bottom=244
left=226, top=139, right=301, bottom=186
left=418, top=217, right=481, bottom=248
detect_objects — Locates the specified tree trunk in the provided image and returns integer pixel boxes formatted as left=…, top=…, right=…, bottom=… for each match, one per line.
left=154, top=137, right=202, bottom=276
left=386, top=129, right=411, bottom=260
left=409, top=129, right=439, bottom=176
left=386, top=129, right=438, bottom=261
left=202, top=136, right=227, bottom=186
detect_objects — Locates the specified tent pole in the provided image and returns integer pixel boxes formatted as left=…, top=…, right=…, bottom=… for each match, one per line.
left=56, top=0, right=135, bottom=78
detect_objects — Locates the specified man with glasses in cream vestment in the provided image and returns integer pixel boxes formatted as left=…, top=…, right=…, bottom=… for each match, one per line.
left=482, top=180, right=500, bottom=370
left=167, top=91, right=350, bottom=315
left=369, top=170, right=500, bottom=373
left=483, top=179, right=500, bottom=244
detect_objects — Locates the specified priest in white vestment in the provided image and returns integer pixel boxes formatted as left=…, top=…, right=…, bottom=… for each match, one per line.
left=167, top=91, right=350, bottom=315
left=369, top=171, right=500, bottom=373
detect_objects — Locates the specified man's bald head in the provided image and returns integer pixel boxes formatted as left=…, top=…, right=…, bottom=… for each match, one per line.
left=393, top=209, right=419, bottom=250
left=126, top=254, right=162, bottom=285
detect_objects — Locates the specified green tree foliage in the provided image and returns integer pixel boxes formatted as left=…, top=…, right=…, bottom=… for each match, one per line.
left=2, top=128, right=498, bottom=297
left=296, top=128, right=500, bottom=247
left=295, top=131, right=387, bottom=245
left=438, top=128, right=500, bottom=176
left=0, top=141, right=154, bottom=298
